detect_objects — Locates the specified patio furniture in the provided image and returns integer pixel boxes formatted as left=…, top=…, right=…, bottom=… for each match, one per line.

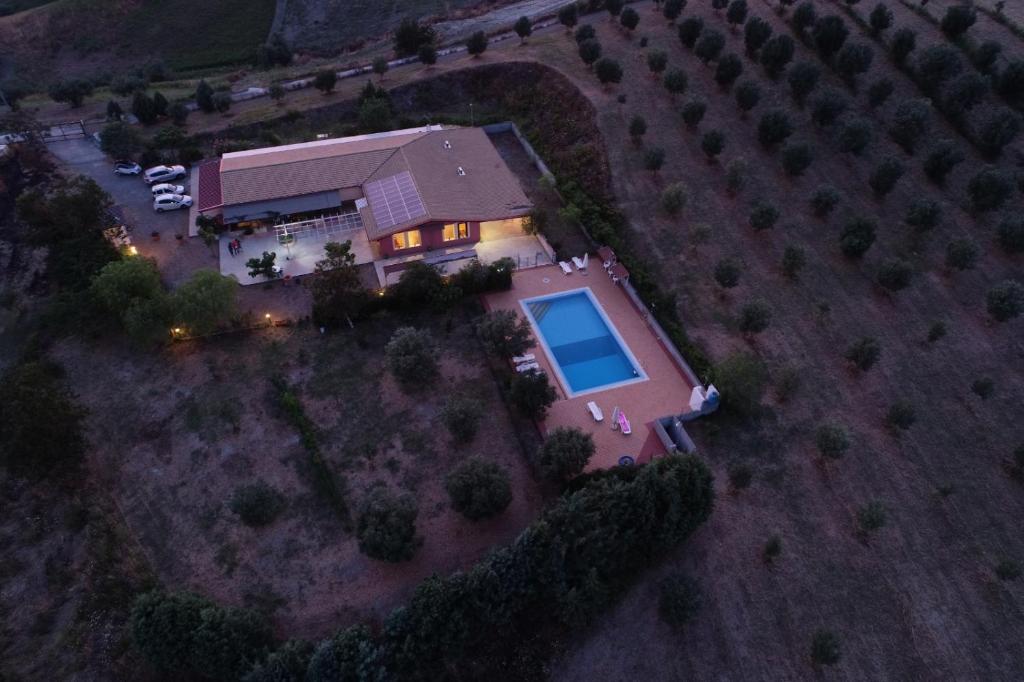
left=515, top=362, right=540, bottom=373
left=512, top=353, right=535, bottom=364
left=609, top=263, right=630, bottom=284
left=572, top=256, right=586, bottom=271
left=598, top=246, right=616, bottom=269
left=617, top=410, right=632, bottom=435
left=587, top=401, right=604, bottom=422
left=558, top=261, right=573, bottom=275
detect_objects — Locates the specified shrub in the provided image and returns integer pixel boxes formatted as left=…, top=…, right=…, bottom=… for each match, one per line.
left=996, top=59, right=1024, bottom=105
left=678, top=17, right=704, bottom=48
left=811, top=89, right=847, bottom=126
left=923, top=139, right=964, bottom=184
left=749, top=201, right=780, bottom=231
left=663, top=68, right=688, bottom=96
left=811, top=423, right=851, bottom=464
left=578, top=39, right=602, bottom=67
left=811, top=630, right=842, bottom=666
left=927, top=321, right=947, bottom=343
left=313, top=70, right=337, bottom=94
left=558, top=4, right=578, bottom=30
left=537, top=427, right=595, bottom=482
left=889, top=98, right=931, bottom=153
left=869, top=157, right=905, bottom=197
left=682, top=98, right=707, bottom=128
left=869, top=3, right=893, bottom=34
left=836, top=42, right=874, bottom=86
left=726, top=0, right=748, bottom=27
left=695, top=29, right=726, bottom=64
left=941, top=4, right=976, bottom=40
left=738, top=301, right=771, bottom=334
left=971, top=378, right=994, bottom=400
left=509, top=370, right=557, bottom=419
left=596, top=58, right=624, bottom=85
left=857, top=501, right=887, bottom=533
left=441, top=396, right=483, bottom=444
left=659, top=573, right=703, bottom=629
left=385, top=327, right=438, bottom=387
left=838, top=117, right=872, bottom=155
left=229, top=482, right=285, bottom=526
left=840, top=218, right=877, bottom=258
left=968, top=166, right=1013, bottom=212
left=711, top=352, right=768, bottom=416
left=976, top=107, right=1022, bottom=158
left=915, top=45, right=963, bottom=94
left=646, top=50, right=668, bottom=77
left=476, top=309, right=534, bottom=357
left=973, top=40, right=1002, bottom=75
left=726, top=158, right=748, bottom=195
left=619, top=6, right=640, bottom=31
left=628, top=116, right=647, bottom=144
left=760, top=34, right=795, bottom=78
left=356, top=487, right=420, bottom=562
left=715, top=53, right=744, bottom=87
left=100, top=121, right=143, bottom=159
left=714, top=258, right=742, bottom=288
left=945, top=239, right=979, bottom=271
left=867, top=77, right=894, bottom=108
left=514, top=16, right=533, bottom=42
left=394, top=18, right=436, bottom=56
left=48, top=78, right=93, bottom=108
left=701, top=130, right=726, bottom=161
left=745, top=16, right=772, bottom=55
left=782, top=245, right=807, bottom=280
left=813, top=14, right=849, bottom=61
left=877, top=258, right=912, bottom=291
left=445, top=458, right=512, bottom=520
left=661, top=182, right=688, bottom=215
left=757, top=110, right=794, bottom=147
left=418, top=43, right=438, bottom=66
left=996, top=560, right=1022, bottom=581
left=997, top=217, right=1024, bottom=254
left=904, top=199, right=940, bottom=232
left=787, top=61, right=820, bottom=106
left=763, top=535, right=782, bottom=564
left=793, top=2, right=816, bottom=33
left=467, top=31, right=489, bottom=57
left=735, top=80, right=761, bottom=113
left=844, top=336, right=881, bottom=371
left=890, top=27, right=917, bottom=67
left=195, top=79, right=215, bottom=112
left=606, top=0, right=624, bottom=18
left=987, top=280, right=1024, bottom=321
left=811, top=185, right=840, bottom=217
left=781, top=142, right=813, bottom=176
left=943, top=73, right=988, bottom=117
left=663, top=0, right=684, bottom=23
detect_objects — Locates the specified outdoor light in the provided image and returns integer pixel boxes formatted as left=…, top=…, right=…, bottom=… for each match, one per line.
left=127, top=246, right=138, bottom=256
left=265, top=313, right=271, bottom=319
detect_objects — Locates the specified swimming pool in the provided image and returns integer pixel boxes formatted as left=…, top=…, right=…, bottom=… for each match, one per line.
left=519, top=288, right=647, bottom=397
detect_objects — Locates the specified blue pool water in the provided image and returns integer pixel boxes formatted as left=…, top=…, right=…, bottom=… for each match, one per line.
left=521, top=289, right=645, bottom=396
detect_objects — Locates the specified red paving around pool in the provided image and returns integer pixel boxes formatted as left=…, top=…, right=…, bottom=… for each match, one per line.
left=485, top=264, right=698, bottom=470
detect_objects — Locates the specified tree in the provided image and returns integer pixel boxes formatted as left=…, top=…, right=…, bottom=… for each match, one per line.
left=945, top=239, right=979, bottom=271
left=268, top=83, right=286, bottom=105
left=904, top=198, right=941, bottom=232
left=973, top=40, right=1002, bottom=75
left=467, top=30, right=489, bottom=57
left=941, top=4, right=976, bottom=40
left=726, top=158, right=748, bottom=195
left=738, top=301, right=771, bottom=333
left=229, top=481, right=285, bottom=526
left=579, top=39, right=602, bottom=68
left=537, top=427, right=595, bottom=481
left=647, top=50, right=668, bottom=77
left=644, top=147, right=666, bottom=171
left=876, top=257, right=912, bottom=291
left=716, top=53, right=744, bottom=87
left=195, top=79, right=215, bottom=112
left=385, top=327, right=438, bottom=387
left=595, top=57, right=624, bottom=86
left=916, top=45, right=963, bottom=94
left=811, top=630, right=842, bottom=666
left=212, top=92, right=232, bottom=113
left=663, top=0, right=685, bottom=24
left=358, top=96, right=392, bottom=131
left=869, top=157, right=905, bottom=197
left=760, top=34, right=795, bottom=78
left=394, top=18, right=436, bottom=56
left=172, top=269, right=238, bottom=335
left=811, top=185, right=841, bottom=217
left=787, top=61, right=820, bottom=106
left=840, top=218, right=877, bottom=258
left=815, top=423, right=850, bottom=459
left=987, top=280, right=1024, bottom=321
left=867, top=77, right=894, bottom=108
left=857, top=501, right=887, bottom=533
left=838, top=117, right=872, bottom=155
left=884, top=401, right=916, bottom=432
left=663, top=68, right=688, bottom=96
left=356, top=487, right=420, bottom=561
left=744, top=16, right=772, bottom=55
left=976, top=107, right=1022, bottom=158
left=749, top=201, right=780, bottom=231
left=701, top=130, right=726, bottom=161
left=836, top=42, right=874, bottom=87
left=782, top=142, right=813, bottom=176
left=513, top=16, right=533, bottom=43
left=726, top=0, right=748, bottom=28
left=418, top=43, right=438, bottom=66
left=445, top=458, right=512, bottom=520
left=711, top=352, right=768, bottom=416
left=441, top=396, right=484, bottom=444
left=682, top=98, right=707, bottom=128
left=314, top=70, right=337, bottom=94
left=606, top=0, right=624, bottom=19
left=735, top=79, right=761, bottom=113
left=0, top=362, right=87, bottom=475
left=997, top=217, right=1024, bottom=255
left=813, top=15, right=849, bottom=61
left=869, top=3, right=893, bottom=35
left=811, top=88, right=847, bottom=126
left=106, top=99, right=123, bottom=121
left=48, top=79, right=92, bottom=108
left=629, top=115, right=647, bottom=144
left=890, top=27, right=916, bottom=66
left=305, top=626, right=377, bottom=681
left=792, top=2, right=817, bottom=34
left=678, top=17, right=704, bottom=48
left=695, top=29, right=726, bottom=64
left=372, top=56, right=389, bottom=80
left=310, top=240, right=368, bottom=328
left=844, top=336, right=881, bottom=370
left=763, top=535, right=782, bottom=564
left=620, top=7, right=640, bottom=32
left=888, top=99, right=930, bottom=154
left=131, top=90, right=158, bottom=124
left=923, top=139, right=964, bottom=184
left=661, top=182, right=688, bottom=214
left=997, top=60, right=1024, bottom=107
left=757, top=109, right=793, bottom=147
left=152, top=91, right=168, bottom=117
left=509, top=370, right=557, bottom=419
left=996, top=560, right=1022, bottom=582
left=967, top=166, right=1012, bottom=212
left=714, top=258, right=741, bottom=288
left=558, top=4, right=579, bottom=30
left=782, top=245, right=806, bottom=279
left=476, top=309, right=534, bottom=357
left=91, top=256, right=166, bottom=329
left=256, top=33, right=292, bottom=69
left=659, top=573, right=702, bottom=629
left=99, top=121, right=142, bottom=159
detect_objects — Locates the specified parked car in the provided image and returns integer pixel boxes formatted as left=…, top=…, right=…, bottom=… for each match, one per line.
left=143, top=164, right=186, bottom=184
left=113, top=161, right=141, bottom=175
left=153, top=194, right=193, bottom=212
left=151, top=183, right=185, bottom=196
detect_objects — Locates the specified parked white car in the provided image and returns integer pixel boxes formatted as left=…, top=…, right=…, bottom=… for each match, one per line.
left=113, top=161, right=142, bottom=175
left=143, top=164, right=186, bottom=184
left=151, top=183, right=185, bottom=196
left=153, top=194, right=193, bottom=212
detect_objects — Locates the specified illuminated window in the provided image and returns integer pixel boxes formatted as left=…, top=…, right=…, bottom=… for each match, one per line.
left=391, top=229, right=422, bottom=250
left=442, top=222, right=469, bottom=241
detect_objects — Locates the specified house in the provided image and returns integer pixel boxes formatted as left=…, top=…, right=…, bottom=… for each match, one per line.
left=196, top=124, right=536, bottom=283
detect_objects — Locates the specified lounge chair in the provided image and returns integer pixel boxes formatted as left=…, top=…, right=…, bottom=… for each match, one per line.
left=515, top=362, right=540, bottom=373
left=617, top=410, right=632, bottom=435
left=572, top=256, right=586, bottom=271
left=512, top=353, right=535, bottom=364
left=558, top=261, right=573, bottom=275
left=586, top=401, right=604, bottom=422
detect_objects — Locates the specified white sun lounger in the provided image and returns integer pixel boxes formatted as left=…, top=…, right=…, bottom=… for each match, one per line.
left=559, top=261, right=573, bottom=275
left=587, top=401, right=604, bottom=422
left=516, top=362, right=540, bottom=373
left=572, top=256, right=586, bottom=271
left=512, top=353, right=535, bottom=364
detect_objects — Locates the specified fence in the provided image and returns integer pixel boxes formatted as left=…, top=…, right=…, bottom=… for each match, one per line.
left=274, top=209, right=362, bottom=243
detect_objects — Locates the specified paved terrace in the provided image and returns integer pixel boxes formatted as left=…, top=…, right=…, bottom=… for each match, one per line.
left=485, top=264, right=698, bottom=471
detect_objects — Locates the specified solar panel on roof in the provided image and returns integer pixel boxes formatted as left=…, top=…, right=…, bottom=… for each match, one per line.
left=364, top=171, right=427, bottom=230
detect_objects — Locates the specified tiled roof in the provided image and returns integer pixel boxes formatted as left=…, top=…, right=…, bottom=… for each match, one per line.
left=195, top=158, right=222, bottom=212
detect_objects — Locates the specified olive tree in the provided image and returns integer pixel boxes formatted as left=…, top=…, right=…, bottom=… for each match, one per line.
left=385, top=327, right=438, bottom=387
left=356, top=487, right=421, bottom=561
left=537, top=427, right=595, bottom=482
left=987, top=280, right=1024, bottom=321
left=445, top=458, right=513, bottom=520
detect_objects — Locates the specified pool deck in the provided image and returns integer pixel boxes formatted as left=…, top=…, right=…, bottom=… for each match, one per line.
left=484, top=264, right=698, bottom=471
